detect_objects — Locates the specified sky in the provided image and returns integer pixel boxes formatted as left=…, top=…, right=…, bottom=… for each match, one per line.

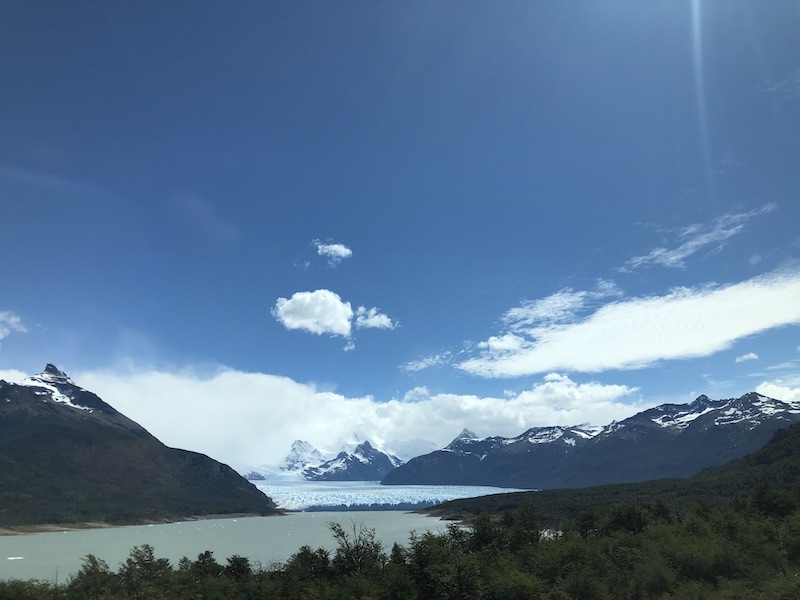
left=1, top=1, right=799, bottom=470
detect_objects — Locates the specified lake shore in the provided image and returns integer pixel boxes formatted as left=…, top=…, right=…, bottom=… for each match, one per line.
left=0, top=511, right=287, bottom=537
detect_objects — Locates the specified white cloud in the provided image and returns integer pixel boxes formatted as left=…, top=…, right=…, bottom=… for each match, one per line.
left=459, top=268, right=800, bottom=378
left=0, top=311, right=27, bottom=346
left=273, top=291, right=397, bottom=346
left=502, top=281, right=622, bottom=334
left=313, top=239, right=353, bottom=267
left=401, top=352, right=454, bottom=372
left=75, top=367, right=645, bottom=469
left=355, top=306, right=396, bottom=330
left=756, top=380, right=800, bottom=404
left=623, top=204, right=776, bottom=271
left=0, top=369, right=27, bottom=383
left=735, top=352, right=759, bottom=363
left=273, top=290, right=353, bottom=337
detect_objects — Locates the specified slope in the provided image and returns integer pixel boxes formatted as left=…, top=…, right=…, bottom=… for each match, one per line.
left=0, top=365, right=278, bottom=527
left=425, top=419, right=800, bottom=525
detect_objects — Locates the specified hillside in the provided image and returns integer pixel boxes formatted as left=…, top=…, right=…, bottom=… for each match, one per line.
left=0, top=365, right=278, bottom=527
left=425, top=419, right=800, bottom=524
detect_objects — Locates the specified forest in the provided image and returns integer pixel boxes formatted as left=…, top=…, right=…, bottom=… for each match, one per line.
left=1, top=485, right=799, bottom=599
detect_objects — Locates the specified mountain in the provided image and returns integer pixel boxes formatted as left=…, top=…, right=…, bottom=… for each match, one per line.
left=382, top=424, right=602, bottom=486
left=282, top=440, right=326, bottom=472
left=0, top=365, right=278, bottom=527
left=383, top=392, right=800, bottom=489
left=303, top=440, right=402, bottom=481
left=426, top=419, right=800, bottom=526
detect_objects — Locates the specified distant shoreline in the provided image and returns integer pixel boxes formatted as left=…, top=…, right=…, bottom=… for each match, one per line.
left=0, top=511, right=286, bottom=537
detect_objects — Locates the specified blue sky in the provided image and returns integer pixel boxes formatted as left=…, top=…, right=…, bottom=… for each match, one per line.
left=2, top=1, right=799, bottom=467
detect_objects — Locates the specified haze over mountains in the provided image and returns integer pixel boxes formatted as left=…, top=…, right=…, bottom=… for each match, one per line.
left=0, top=365, right=277, bottom=527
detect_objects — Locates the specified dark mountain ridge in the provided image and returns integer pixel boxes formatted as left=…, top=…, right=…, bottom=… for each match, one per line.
left=425, top=418, right=800, bottom=525
left=0, top=365, right=278, bottom=527
left=384, top=391, right=800, bottom=489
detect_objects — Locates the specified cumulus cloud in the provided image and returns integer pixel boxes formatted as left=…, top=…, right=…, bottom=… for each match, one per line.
left=355, top=306, right=396, bottom=330
left=459, top=268, right=800, bottom=378
left=272, top=291, right=397, bottom=348
left=735, top=352, right=759, bottom=363
left=622, top=204, right=776, bottom=271
left=273, top=289, right=353, bottom=337
left=0, top=311, right=27, bottom=346
left=313, top=239, right=353, bottom=267
left=75, top=367, right=645, bottom=468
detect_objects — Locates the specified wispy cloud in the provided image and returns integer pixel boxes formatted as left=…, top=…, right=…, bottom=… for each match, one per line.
left=758, top=69, right=800, bottom=101
left=401, top=351, right=454, bottom=372
left=622, top=204, right=776, bottom=271
left=76, top=367, right=645, bottom=467
left=273, top=290, right=396, bottom=349
left=0, top=311, right=27, bottom=347
left=171, top=193, right=240, bottom=243
left=735, top=352, right=759, bottom=363
left=0, top=166, right=111, bottom=198
left=458, top=267, right=800, bottom=378
left=313, top=239, right=353, bottom=267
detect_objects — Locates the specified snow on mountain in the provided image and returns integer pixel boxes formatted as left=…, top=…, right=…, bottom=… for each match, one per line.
left=16, top=364, right=94, bottom=411
left=385, top=391, right=800, bottom=489
left=281, top=440, right=326, bottom=472
left=303, top=440, right=402, bottom=481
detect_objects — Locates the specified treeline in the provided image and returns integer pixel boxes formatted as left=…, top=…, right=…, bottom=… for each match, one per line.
left=3, top=487, right=800, bottom=599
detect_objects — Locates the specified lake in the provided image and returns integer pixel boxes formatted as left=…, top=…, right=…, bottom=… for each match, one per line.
left=0, top=511, right=448, bottom=582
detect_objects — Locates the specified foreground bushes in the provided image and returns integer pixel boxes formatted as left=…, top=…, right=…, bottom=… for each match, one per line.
left=3, top=488, right=800, bottom=599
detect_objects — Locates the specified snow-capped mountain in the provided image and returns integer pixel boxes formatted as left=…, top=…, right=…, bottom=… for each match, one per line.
left=303, top=440, right=402, bottom=481
left=0, top=364, right=277, bottom=526
left=383, top=392, right=800, bottom=489
left=245, top=435, right=436, bottom=481
left=282, top=440, right=326, bottom=472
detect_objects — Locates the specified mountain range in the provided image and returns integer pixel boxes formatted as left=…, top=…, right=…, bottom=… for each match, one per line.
left=0, top=365, right=278, bottom=527
left=383, top=392, right=800, bottom=489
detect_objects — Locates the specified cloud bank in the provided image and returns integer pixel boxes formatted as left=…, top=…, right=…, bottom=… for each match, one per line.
left=71, top=368, right=645, bottom=468
left=458, top=268, right=800, bottom=378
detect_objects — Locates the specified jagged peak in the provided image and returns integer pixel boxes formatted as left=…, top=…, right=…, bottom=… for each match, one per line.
left=355, top=440, right=375, bottom=451
left=453, top=428, right=477, bottom=442
left=36, top=364, right=74, bottom=385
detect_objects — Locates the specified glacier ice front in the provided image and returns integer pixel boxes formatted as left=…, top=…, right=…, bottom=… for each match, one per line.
left=254, top=480, right=527, bottom=511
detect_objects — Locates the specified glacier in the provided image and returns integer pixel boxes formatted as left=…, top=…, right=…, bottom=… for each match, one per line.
left=253, top=479, right=528, bottom=511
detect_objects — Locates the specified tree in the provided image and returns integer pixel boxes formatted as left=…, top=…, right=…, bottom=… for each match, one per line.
left=66, top=554, right=117, bottom=600
left=329, top=521, right=386, bottom=576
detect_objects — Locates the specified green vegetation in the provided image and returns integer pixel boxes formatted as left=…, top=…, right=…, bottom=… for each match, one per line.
left=3, top=490, right=800, bottom=599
